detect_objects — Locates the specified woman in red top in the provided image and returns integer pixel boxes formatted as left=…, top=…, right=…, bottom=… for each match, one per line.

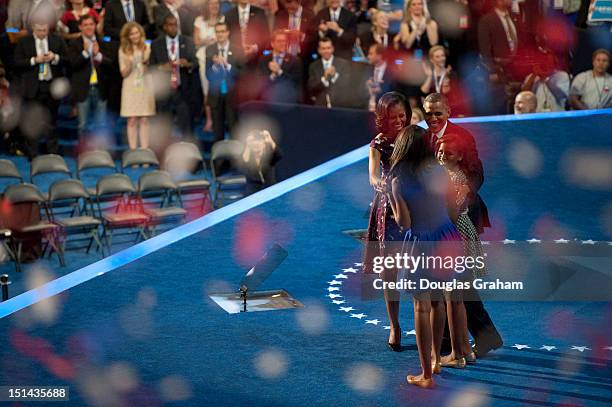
left=58, top=0, right=103, bottom=41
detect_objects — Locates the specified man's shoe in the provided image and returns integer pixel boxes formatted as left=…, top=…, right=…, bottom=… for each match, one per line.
left=473, top=336, right=503, bottom=358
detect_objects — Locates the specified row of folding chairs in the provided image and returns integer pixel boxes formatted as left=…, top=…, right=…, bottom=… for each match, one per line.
left=0, top=171, right=190, bottom=272
left=0, top=140, right=248, bottom=209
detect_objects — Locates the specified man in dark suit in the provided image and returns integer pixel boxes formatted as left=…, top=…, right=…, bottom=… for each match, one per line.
left=478, top=0, right=520, bottom=113
left=478, top=0, right=519, bottom=73
left=103, top=0, right=149, bottom=41
left=224, top=0, right=269, bottom=63
left=150, top=15, right=199, bottom=139
left=365, top=43, right=393, bottom=111
left=257, top=30, right=302, bottom=104
left=307, top=36, right=351, bottom=108
left=274, top=0, right=316, bottom=62
left=153, top=0, right=194, bottom=38
left=314, top=0, right=357, bottom=60
left=423, top=92, right=501, bottom=358
left=68, top=14, right=113, bottom=139
left=206, top=21, right=242, bottom=142
left=13, top=20, right=67, bottom=157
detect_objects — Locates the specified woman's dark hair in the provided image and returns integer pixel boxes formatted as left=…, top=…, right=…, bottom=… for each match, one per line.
left=65, top=0, right=94, bottom=11
left=436, top=132, right=480, bottom=178
left=375, top=91, right=412, bottom=134
left=389, top=125, right=432, bottom=172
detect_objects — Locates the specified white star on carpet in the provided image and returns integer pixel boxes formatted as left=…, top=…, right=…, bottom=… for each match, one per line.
left=571, top=346, right=591, bottom=352
left=503, top=239, right=516, bottom=244
left=339, top=307, right=355, bottom=312
left=327, top=287, right=340, bottom=292
left=554, top=238, right=570, bottom=244
left=332, top=300, right=345, bottom=305
left=342, top=267, right=358, bottom=273
left=512, top=344, right=530, bottom=350
left=481, top=241, right=490, bottom=245
left=365, top=319, right=380, bottom=325
left=328, top=294, right=342, bottom=299
left=334, top=274, right=348, bottom=279
left=527, top=238, right=541, bottom=244
left=604, top=346, right=612, bottom=351
left=354, top=263, right=363, bottom=267
left=581, top=239, right=596, bottom=245
left=383, top=326, right=391, bottom=330
left=540, top=345, right=556, bottom=351
left=350, top=313, right=367, bottom=319
left=404, top=330, right=416, bottom=336
left=328, top=280, right=343, bottom=285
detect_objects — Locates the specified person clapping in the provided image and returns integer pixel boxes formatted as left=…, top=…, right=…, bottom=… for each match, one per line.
left=239, top=130, right=282, bottom=194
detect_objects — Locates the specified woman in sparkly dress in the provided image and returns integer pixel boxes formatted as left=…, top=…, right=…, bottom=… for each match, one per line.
left=364, top=91, right=411, bottom=351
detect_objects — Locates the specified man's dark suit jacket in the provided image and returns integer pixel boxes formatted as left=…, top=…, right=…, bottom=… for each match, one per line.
left=358, top=30, right=390, bottom=56
left=477, top=11, right=516, bottom=68
left=205, top=42, right=242, bottom=108
left=425, top=120, right=491, bottom=233
left=307, top=56, right=351, bottom=108
left=257, top=53, right=302, bottom=103
left=153, top=3, right=194, bottom=38
left=103, top=0, right=149, bottom=41
left=68, top=36, right=113, bottom=103
left=314, top=7, right=357, bottom=60
left=149, top=35, right=199, bottom=98
left=13, top=33, right=67, bottom=99
left=368, top=62, right=395, bottom=100
left=273, top=7, right=317, bottom=60
left=224, top=5, right=270, bottom=59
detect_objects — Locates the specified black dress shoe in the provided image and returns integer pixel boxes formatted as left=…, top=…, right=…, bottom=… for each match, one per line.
left=388, top=342, right=402, bottom=352
left=473, top=336, right=503, bottom=358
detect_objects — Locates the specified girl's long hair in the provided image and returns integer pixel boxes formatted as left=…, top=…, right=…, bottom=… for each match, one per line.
left=120, top=22, right=146, bottom=55
left=390, top=125, right=432, bottom=172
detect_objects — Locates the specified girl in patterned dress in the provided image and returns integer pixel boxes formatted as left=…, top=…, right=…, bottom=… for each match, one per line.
left=436, top=132, right=487, bottom=368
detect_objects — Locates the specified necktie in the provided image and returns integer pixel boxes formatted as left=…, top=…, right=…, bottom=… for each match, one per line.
left=288, top=14, right=300, bottom=55
left=274, top=55, right=282, bottom=67
left=125, top=2, right=133, bottom=22
left=240, top=9, right=248, bottom=28
left=289, top=14, right=296, bottom=30
left=504, top=14, right=517, bottom=53
left=89, top=39, right=98, bottom=85
left=37, top=39, right=51, bottom=81
left=170, top=40, right=178, bottom=89
left=240, top=10, right=249, bottom=47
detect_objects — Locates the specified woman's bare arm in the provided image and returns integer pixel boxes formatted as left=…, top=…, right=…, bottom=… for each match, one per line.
left=369, top=147, right=382, bottom=190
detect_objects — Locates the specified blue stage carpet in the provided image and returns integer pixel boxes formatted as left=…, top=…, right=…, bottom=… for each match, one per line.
left=0, top=111, right=610, bottom=406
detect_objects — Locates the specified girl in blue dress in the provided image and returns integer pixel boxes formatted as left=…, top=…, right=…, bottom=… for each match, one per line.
left=388, top=125, right=461, bottom=389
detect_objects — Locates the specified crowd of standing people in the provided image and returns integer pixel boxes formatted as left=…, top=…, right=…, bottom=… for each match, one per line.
left=0, top=0, right=608, bottom=158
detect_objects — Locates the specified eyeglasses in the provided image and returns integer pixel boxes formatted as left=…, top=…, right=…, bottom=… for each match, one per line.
left=424, top=111, right=445, bottom=117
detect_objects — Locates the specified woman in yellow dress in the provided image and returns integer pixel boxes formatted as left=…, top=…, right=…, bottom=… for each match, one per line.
left=118, top=22, right=156, bottom=150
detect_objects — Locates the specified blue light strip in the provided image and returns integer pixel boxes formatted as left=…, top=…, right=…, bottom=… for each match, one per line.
left=1, top=108, right=609, bottom=318
left=0, top=145, right=368, bottom=318
left=451, top=108, right=611, bottom=123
